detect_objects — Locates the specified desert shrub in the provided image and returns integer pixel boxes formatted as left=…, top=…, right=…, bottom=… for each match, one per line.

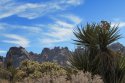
left=7, top=67, right=18, bottom=83
left=16, top=60, right=67, bottom=80
left=16, top=60, right=42, bottom=79
left=0, top=68, right=11, bottom=79
left=15, top=70, right=26, bottom=80
left=40, top=62, right=67, bottom=76
left=64, top=67, right=78, bottom=80
left=0, top=66, right=18, bottom=83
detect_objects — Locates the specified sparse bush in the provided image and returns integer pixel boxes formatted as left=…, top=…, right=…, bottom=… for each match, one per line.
left=0, top=68, right=11, bottom=79
left=0, top=66, right=18, bottom=83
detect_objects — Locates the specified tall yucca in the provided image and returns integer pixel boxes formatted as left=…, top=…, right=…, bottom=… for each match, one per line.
left=73, top=21, right=120, bottom=51
left=69, top=21, right=124, bottom=83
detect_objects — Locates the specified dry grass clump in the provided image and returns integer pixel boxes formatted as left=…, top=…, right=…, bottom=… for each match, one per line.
left=0, top=79, right=9, bottom=83
left=17, top=71, right=103, bottom=83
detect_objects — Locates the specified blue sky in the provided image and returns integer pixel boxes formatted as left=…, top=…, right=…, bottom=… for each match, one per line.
left=0, top=0, right=125, bottom=56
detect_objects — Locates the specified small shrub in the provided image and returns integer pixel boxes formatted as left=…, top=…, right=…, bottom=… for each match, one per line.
left=40, top=62, right=67, bottom=76
left=16, top=60, right=42, bottom=79
left=0, top=68, right=11, bottom=79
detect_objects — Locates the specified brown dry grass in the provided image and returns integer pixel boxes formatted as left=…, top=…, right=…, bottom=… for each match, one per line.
left=17, top=71, right=103, bottom=83
left=0, top=71, right=103, bottom=83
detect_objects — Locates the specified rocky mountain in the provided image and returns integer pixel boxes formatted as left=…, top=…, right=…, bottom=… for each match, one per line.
left=5, top=46, right=71, bottom=67
left=0, top=56, right=4, bottom=68
left=0, top=56, right=4, bottom=62
left=109, top=42, right=125, bottom=55
left=4, top=42, right=125, bottom=68
left=40, top=47, right=70, bottom=65
left=5, top=47, right=31, bottom=68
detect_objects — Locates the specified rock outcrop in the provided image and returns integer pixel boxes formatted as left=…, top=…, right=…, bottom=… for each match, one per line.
left=40, top=47, right=71, bottom=65
left=5, top=47, right=31, bottom=68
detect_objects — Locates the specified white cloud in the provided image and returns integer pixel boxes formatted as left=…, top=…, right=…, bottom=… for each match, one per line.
left=55, top=20, right=74, bottom=28
left=0, top=50, right=7, bottom=54
left=0, top=13, right=82, bottom=47
left=40, top=14, right=82, bottom=45
left=0, top=0, right=11, bottom=5
left=0, top=27, right=5, bottom=30
left=60, top=14, right=82, bottom=24
left=0, top=0, right=83, bottom=19
left=0, top=23, right=42, bottom=33
left=2, top=34, right=30, bottom=47
left=111, top=21, right=125, bottom=28
left=0, top=3, right=42, bottom=19
left=119, top=22, right=125, bottom=27
left=41, top=38, right=63, bottom=45
left=0, top=50, right=7, bottom=56
left=66, top=0, right=83, bottom=6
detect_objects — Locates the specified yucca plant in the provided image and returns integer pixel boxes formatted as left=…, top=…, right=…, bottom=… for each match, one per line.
left=113, top=56, right=125, bottom=83
left=68, top=49, right=98, bottom=75
left=69, top=21, right=124, bottom=83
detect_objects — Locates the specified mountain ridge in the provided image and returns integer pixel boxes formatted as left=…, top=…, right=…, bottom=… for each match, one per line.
left=2, top=42, right=125, bottom=68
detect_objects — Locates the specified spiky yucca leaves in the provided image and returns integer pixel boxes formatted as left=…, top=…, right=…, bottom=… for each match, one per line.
left=99, top=55, right=125, bottom=83
left=113, top=56, right=125, bottom=83
left=74, top=24, right=98, bottom=47
left=74, top=21, right=120, bottom=51
left=97, top=21, right=120, bottom=51
left=95, top=21, right=121, bottom=83
left=96, top=51, right=116, bottom=83
left=71, top=21, right=122, bottom=83
left=68, top=49, right=98, bottom=75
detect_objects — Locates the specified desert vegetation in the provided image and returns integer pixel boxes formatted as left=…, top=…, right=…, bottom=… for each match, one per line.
left=0, top=60, right=103, bottom=83
left=69, top=21, right=125, bottom=83
left=0, top=21, right=125, bottom=83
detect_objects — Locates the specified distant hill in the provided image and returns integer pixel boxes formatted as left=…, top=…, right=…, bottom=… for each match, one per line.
left=109, top=42, right=125, bottom=55
left=4, top=42, right=125, bottom=67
